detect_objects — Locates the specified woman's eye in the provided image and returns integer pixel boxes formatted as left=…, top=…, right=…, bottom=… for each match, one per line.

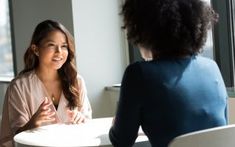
left=47, top=44, right=58, bottom=50
left=48, top=43, right=55, bottom=47
left=61, top=45, right=68, bottom=50
left=44, top=43, right=68, bottom=50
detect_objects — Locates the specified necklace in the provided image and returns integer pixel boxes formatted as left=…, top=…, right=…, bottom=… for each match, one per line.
left=51, top=94, right=58, bottom=105
left=51, top=94, right=55, bottom=102
left=51, top=94, right=59, bottom=109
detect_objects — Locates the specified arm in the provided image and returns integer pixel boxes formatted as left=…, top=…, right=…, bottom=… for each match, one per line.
left=79, top=76, right=92, bottom=119
left=215, top=63, right=229, bottom=124
left=109, top=63, right=144, bottom=147
left=0, top=82, right=56, bottom=146
left=7, top=83, right=56, bottom=134
left=16, top=97, right=56, bottom=134
left=67, top=76, right=92, bottom=124
left=7, top=84, right=31, bottom=134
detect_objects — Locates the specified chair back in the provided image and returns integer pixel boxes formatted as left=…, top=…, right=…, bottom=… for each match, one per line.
left=168, top=125, right=235, bottom=147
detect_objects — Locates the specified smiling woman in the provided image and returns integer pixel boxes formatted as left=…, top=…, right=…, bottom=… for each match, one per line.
left=0, top=20, right=92, bottom=147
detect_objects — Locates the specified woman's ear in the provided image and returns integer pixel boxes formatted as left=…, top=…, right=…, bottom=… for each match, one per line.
left=139, top=46, right=153, bottom=61
left=31, top=44, right=39, bottom=56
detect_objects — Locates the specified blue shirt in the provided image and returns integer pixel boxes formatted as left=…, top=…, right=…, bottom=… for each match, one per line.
left=109, top=55, right=228, bottom=147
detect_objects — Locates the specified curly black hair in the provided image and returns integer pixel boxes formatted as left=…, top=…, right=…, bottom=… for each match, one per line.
left=122, top=0, right=218, bottom=57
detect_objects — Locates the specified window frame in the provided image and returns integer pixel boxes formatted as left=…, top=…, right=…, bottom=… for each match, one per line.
left=212, top=0, right=235, bottom=87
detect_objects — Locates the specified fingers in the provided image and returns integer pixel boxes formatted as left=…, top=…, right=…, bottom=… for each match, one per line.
left=67, top=109, right=86, bottom=124
left=32, top=97, right=57, bottom=128
left=41, top=97, right=52, bottom=110
left=36, top=97, right=53, bottom=117
left=40, top=108, right=56, bottom=119
left=73, top=112, right=85, bottom=124
left=34, top=115, right=56, bottom=127
left=34, top=108, right=57, bottom=127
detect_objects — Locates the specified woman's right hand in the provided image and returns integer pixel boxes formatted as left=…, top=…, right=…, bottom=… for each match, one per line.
left=16, top=97, right=56, bottom=134
left=30, top=97, right=57, bottom=127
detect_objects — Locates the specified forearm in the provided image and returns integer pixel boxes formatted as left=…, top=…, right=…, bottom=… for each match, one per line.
left=15, top=121, right=34, bottom=135
left=109, top=126, right=135, bottom=147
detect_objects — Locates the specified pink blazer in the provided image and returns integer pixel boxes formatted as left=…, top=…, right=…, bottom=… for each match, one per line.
left=0, top=70, right=92, bottom=147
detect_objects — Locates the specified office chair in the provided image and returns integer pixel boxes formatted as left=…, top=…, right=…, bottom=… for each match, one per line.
left=168, top=125, right=235, bottom=147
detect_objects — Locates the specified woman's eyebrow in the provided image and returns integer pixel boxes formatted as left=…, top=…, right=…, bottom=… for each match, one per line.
left=43, top=40, right=67, bottom=44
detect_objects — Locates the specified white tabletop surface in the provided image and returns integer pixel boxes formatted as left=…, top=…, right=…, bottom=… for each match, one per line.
left=14, top=117, right=149, bottom=147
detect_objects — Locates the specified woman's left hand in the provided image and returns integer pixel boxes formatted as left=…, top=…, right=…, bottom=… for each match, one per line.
left=67, top=109, right=86, bottom=124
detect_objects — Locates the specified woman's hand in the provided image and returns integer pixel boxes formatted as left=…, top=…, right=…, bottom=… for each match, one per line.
left=67, top=109, right=86, bottom=124
left=16, top=97, right=56, bottom=134
left=30, top=97, right=56, bottom=127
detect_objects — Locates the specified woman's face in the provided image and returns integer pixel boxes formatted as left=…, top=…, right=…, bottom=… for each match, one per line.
left=33, top=30, right=69, bottom=71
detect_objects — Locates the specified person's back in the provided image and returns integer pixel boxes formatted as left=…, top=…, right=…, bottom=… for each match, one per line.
left=134, top=55, right=227, bottom=146
left=110, top=55, right=227, bottom=147
left=109, top=0, right=227, bottom=146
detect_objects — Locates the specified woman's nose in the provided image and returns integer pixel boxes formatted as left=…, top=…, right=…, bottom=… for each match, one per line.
left=56, top=46, right=62, bottom=52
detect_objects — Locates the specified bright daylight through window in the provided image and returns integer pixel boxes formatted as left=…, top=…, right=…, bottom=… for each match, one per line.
left=200, top=0, right=214, bottom=59
left=0, top=0, right=14, bottom=80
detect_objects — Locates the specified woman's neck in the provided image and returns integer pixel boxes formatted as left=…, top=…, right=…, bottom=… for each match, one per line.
left=35, top=68, right=60, bottom=83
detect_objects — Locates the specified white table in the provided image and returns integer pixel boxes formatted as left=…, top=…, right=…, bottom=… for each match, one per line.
left=14, top=117, right=150, bottom=147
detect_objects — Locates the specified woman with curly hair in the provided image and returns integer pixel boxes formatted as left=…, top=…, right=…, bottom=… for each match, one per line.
left=0, top=20, right=92, bottom=147
left=109, top=0, right=227, bottom=146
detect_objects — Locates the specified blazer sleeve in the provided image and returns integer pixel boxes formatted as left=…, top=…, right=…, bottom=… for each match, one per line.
left=78, top=75, right=92, bottom=119
left=0, top=82, right=30, bottom=147
left=109, top=63, right=144, bottom=147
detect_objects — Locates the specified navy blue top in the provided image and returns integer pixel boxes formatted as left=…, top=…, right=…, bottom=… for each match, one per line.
left=109, top=55, right=228, bottom=147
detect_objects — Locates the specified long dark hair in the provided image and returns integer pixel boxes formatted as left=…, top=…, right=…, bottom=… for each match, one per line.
left=20, top=20, right=83, bottom=110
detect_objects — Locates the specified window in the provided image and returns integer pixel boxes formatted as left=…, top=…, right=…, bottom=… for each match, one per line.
left=200, top=0, right=214, bottom=59
left=212, top=0, right=235, bottom=87
left=0, top=0, right=14, bottom=81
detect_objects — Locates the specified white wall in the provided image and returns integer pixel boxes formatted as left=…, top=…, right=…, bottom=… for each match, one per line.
left=72, top=0, right=128, bottom=117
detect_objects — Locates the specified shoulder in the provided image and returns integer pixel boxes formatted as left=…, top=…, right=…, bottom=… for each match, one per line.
left=76, top=74, right=88, bottom=90
left=124, top=60, right=158, bottom=77
left=4, top=71, right=36, bottom=104
left=193, top=55, right=219, bottom=70
left=122, top=61, right=147, bottom=84
left=8, top=70, right=36, bottom=91
left=194, top=55, right=217, bottom=65
left=77, top=74, right=85, bottom=81
left=76, top=74, right=86, bottom=85
left=125, top=61, right=145, bottom=74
